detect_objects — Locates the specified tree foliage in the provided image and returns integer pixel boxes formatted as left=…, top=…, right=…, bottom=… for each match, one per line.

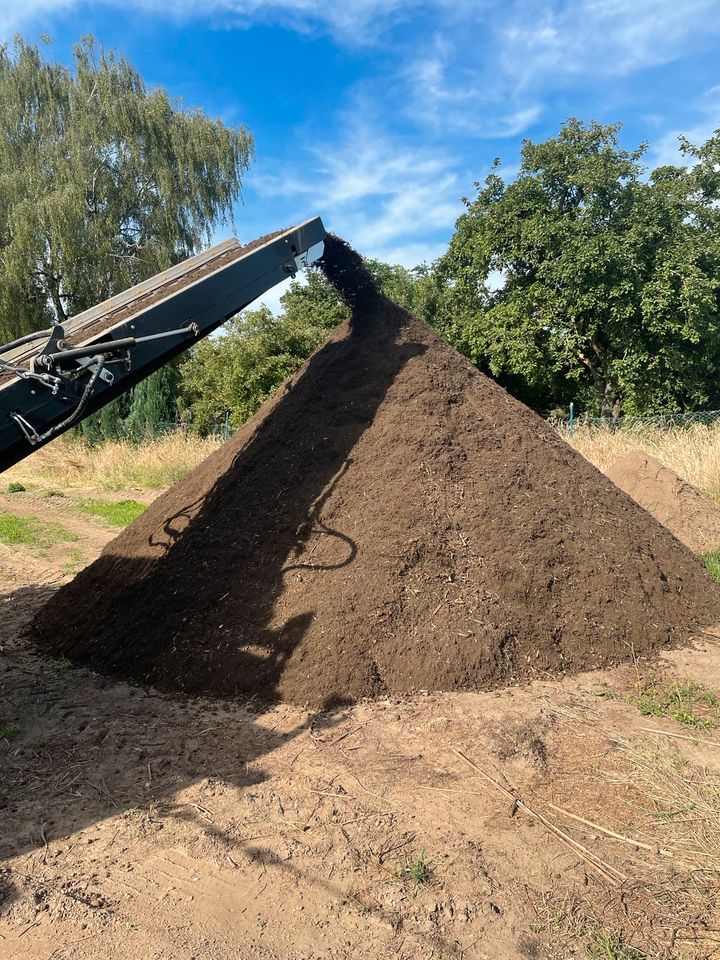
left=0, top=35, right=253, bottom=341
left=179, top=259, right=434, bottom=433
left=436, top=119, right=720, bottom=416
left=180, top=271, right=348, bottom=433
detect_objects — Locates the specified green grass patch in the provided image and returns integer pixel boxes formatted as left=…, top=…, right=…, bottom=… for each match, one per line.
left=634, top=679, right=719, bottom=729
left=587, top=930, right=645, bottom=959
left=76, top=498, right=146, bottom=527
left=702, top=548, right=720, bottom=581
left=61, top=547, right=86, bottom=575
left=0, top=723, right=21, bottom=740
left=0, top=513, right=78, bottom=549
left=7, top=481, right=26, bottom=493
left=398, top=850, right=432, bottom=885
left=49, top=655, right=72, bottom=671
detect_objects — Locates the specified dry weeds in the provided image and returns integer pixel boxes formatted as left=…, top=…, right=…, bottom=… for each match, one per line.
left=4, top=431, right=222, bottom=491
left=613, top=739, right=720, bottom=873
left=568, top=423, right=720, bottom=502
left=6, top=419, right=720, bottom=501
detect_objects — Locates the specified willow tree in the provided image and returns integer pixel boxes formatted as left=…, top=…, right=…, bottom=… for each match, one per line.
left=0, top=36, right=253, bottom=342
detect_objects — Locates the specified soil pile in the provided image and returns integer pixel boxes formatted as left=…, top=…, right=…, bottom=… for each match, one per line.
left=606, top=453, right=720, bottom=555
left=30, top=238, right=720, bottom=707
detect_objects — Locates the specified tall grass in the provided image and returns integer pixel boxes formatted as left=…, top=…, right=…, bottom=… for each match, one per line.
left=6, top=421, right=720, bottom=500
left=568, top=422, right=720, bottom=502
left=4, top=432, right=222, bottom=492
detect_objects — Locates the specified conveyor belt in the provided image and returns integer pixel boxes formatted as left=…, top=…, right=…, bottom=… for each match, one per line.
left=0, top=217, right=326, bottom=471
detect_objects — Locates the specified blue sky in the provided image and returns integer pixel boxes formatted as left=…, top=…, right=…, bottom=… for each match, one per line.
left=2, top=0, right=720, bottom=284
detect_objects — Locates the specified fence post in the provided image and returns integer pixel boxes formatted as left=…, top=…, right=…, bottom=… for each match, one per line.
left=568, top=402, right=574, bottom=437
left=223, top=410, right=230, bottom=441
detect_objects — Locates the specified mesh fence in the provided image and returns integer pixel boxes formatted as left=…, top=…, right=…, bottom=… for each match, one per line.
left=147, top=415, right=233, bottom=441
left=551, top=409, right=720, bottom=436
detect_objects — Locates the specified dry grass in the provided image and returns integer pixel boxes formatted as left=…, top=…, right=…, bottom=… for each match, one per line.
left=7, top=420, right=720, bottom=500
left=567, top=422, right=720, bottom=502
left=613, top=740, right=720, bottom=873
left=4, top=431, right=222, bottom=492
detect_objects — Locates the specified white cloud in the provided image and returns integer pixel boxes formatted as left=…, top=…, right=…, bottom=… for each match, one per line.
left=399, top=0, right=720, bottom=143
left=0, top=0, right=75, bottom=36
left=500, top=0, right=720, bottom=80
left=147, top=0, right=414, bottom=41
left=405, top=40, right=542, bottom=137
left=1, top=0, right=436, bottom=43
left=651, top=86, right=720, bottom=168
left=5, top=0, right=719, bottom=147
left=5, top=0, right=719, bottom=274
left=252, top=122, right=464, bottom=267
left=9, top=0, right=720, bottom=58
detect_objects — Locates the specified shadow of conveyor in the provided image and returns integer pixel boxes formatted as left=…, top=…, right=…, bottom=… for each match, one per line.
left=1, top=586, right=467, bottom=959
left=28, top=245, right=426, bottom=706
left=1, top=594, right=469, bottom=960
left=0, top=584, right=313, bottom=905
left=1, top=240, right=428, bottom=919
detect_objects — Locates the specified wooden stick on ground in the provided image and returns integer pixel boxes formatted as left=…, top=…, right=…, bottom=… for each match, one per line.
left=639, top=726, right=720, bottom=748
left=454, top=749, right=627, bottom=887
left=546, top=802, right=675, bottom=858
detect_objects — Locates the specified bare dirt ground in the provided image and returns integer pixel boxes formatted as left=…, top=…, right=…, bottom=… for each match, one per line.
left=3, top=491, right=720, bottom=959
left=606, top=453, right=720, bottom=556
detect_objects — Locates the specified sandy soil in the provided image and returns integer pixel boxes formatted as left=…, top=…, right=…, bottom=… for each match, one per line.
left=606, top=453, right=720, bottom=556
left=3, top=491, right=720, bottom=959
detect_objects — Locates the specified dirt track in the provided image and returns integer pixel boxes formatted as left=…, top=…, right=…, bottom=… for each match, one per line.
left=3, top=492, right=720, bottom=958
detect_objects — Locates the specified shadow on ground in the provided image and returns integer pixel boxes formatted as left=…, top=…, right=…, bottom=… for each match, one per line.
left=30, top=298, right=425, bottom=706
left=0, top=305, right=428, bottom=932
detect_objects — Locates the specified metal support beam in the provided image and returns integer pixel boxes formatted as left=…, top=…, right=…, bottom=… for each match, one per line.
left=0, top=217, right=326, bottom=472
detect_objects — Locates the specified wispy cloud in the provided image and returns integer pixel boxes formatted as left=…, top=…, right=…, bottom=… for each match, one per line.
left=6, top=0, right=719, bottom=140
left=5, top=0, right=718, bottom=272
left=9, top=0, right=720, bottom=56
left=651, top=85, right=720, bottom=168
left=253, top=121, right=464, bottom=267
left=0, top=0, right=75, bottom=36
left=398, top=0, right=720, bottom=144
left=500, top=0, right=720, bottom=80
left=403, top=39, right=542, bottom=138
left=1, top=0, right=435, bottom=44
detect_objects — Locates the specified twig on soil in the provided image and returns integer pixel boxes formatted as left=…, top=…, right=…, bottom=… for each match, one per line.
left=342, top=769, right=397, bottom=808
left=40, top=822, right=49, bottom=864
left=47, top=935, right=95, bottom=958
left=454, top=749, right=627, bottom=887
left=340, top=811, right=395, bottom=826
left=639, top=726, right=720, bottom=748
left=306, top=788, right=357, bottom=799
left=377, top=833, right=416, bottom=862
left=311, top=723, right=368, bottom=749
left=237, top=860, right=267, bottom=908
left=546, top=802, right=675, bottom=857
left=18, top=919, right=40, bottom=937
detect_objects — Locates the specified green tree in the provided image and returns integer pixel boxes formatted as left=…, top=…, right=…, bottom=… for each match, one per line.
left=0, top=35, right=253, bottom=342
left=180, top=270, right=348, bottom=433
left=179, top=257, right=438, bottom=434
left=123, top=365, right=181, bottom=441
left=437, top=119, right=720, bottom=417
